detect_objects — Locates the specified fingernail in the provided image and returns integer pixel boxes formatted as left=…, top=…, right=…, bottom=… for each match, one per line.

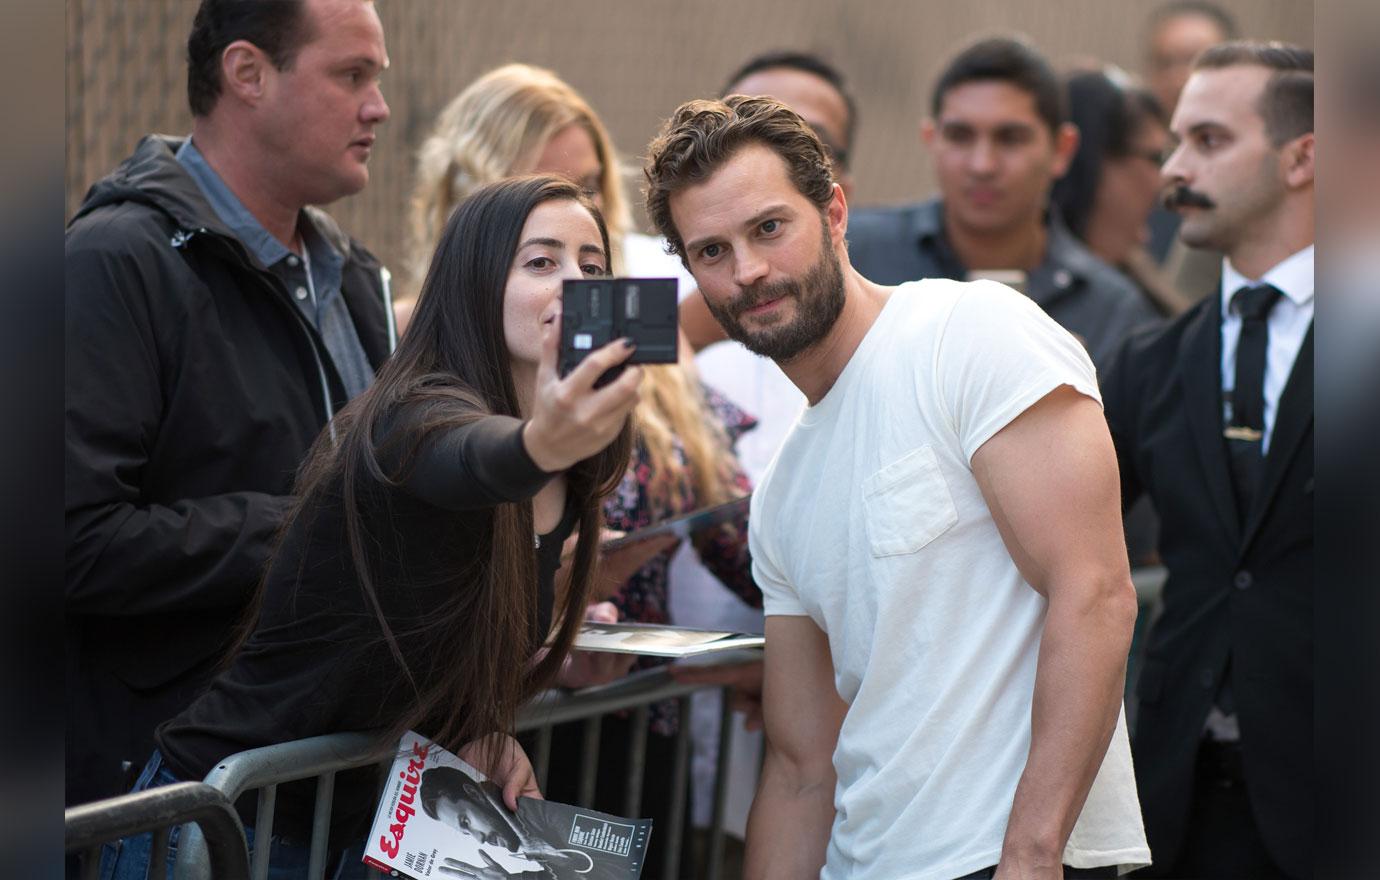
left=622, top=337, right=635, bottom=349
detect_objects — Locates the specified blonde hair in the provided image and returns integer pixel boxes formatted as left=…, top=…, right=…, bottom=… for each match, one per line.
left=406, top=63, right=740, bottom=512
left=407, top=63, right=632, bottom=292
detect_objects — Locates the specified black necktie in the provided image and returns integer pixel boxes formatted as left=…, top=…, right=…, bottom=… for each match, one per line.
left=1213, top=285, right=1283, bottom=732
left=1225, top=284, right=1283, bottom=523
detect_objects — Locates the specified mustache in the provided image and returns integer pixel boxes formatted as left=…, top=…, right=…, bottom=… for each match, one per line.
left=1163, top=185, right=1216, bottom=210
left=729, top=278, right=799, bottom=317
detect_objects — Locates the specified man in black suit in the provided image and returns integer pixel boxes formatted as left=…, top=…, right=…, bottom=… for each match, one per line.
left=1103, top=42, right=1313, bottom=879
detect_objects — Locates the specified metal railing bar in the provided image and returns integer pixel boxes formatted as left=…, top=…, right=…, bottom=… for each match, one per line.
left=171, top=656, right=761, bottom=879
left=577, top=717, right=602, bottom=808
left=661, top=695, right=693, bottom=880
left=202, top=734, right=379, bottom=800
left=307, top=772, right=336, bottom=880
left=622, top=705, right=650, bottom=818
left=251, top=785, right=276, bottom=880
left=64, top=782, right=249, bottom=880
left=706, top=686, right=736, bottom=880
left=1132, top=564, right=1167, bottom=603
left=176, top=734, right=378, bottom=880
left=516, top=653, right=762, bottom=731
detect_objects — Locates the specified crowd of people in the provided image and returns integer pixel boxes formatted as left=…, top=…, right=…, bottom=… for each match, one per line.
left=65, top=1, right=1313, bottom=879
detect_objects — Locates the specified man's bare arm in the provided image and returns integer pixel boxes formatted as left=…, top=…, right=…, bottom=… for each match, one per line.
left=971, top=386, right=1139, bottom=880
left=743, top=615, right=847, bottom=879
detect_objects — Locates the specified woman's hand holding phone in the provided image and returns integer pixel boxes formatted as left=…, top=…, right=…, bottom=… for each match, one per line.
left=522, top=322, right=640, bottom=472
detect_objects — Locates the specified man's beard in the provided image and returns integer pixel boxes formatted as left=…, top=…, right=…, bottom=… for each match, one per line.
left=704, top=223, right=845, bottom=363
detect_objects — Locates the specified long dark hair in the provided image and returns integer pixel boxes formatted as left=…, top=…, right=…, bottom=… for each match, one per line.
left=287, top=175, right=631, bottom=756
left=1052, top=70, right=1166, bottom=241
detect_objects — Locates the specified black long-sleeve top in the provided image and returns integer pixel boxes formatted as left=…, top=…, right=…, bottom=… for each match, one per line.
left=156, top=401, right=571, bottom=846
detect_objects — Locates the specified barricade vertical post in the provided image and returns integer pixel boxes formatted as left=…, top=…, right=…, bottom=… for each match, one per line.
left=660, top=695, right=693, bottom=880
left=251, top=785, right=277, bottom=880
left=577, top=717, right=602, bottom=807
left=79, top=847, right=99, bottom=880
left=306, top=772, right=336, bottom=880
left=706, top=686, right=735, bottom=880
left=534, top=726, right=553, bottom=791
left=622, top=705, right=650, bottom=817
left=150, top=825, right=171, bottom=878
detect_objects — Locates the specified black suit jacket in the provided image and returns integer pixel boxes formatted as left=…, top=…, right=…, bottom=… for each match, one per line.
left=1103, top=293, right=1312, bottom=878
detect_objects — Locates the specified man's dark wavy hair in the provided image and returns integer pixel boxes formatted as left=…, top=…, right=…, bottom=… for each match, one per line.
left=643, top=95, right=835, bottom=264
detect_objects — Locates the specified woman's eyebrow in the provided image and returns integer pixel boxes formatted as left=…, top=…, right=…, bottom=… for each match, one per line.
left=517, top=237, right=565, bottom=250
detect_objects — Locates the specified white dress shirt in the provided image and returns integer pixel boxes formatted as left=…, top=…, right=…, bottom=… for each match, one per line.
left=1220, top=245, right=1314, bottom=454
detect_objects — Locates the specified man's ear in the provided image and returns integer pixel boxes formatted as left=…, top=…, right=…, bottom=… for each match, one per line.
left=920, top=117, right=937, bottom=150
left=828, top=182, right=848, bottom=246
left=1049, top=122, right=1081, bottom=179
left=1282, top=132, right=1315, bottom=190
left=220, top=39, right=271, bottom=106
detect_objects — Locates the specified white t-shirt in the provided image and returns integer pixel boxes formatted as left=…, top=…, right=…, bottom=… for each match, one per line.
left=751, top=279, right=1150, bottom=880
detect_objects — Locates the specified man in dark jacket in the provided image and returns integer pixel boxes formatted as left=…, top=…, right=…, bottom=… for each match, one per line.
left=65, top=0, right=394, bottom=806
left=1104, top=42, right=1313, bottom=878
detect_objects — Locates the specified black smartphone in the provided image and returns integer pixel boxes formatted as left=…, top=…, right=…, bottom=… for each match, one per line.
left=559, top=278, right=679, bottom=386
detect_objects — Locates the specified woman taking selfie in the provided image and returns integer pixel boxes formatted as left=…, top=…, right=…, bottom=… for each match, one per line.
left=102, top=176, right=640, bottom=880
left=406, top=64, right=759, bottom=877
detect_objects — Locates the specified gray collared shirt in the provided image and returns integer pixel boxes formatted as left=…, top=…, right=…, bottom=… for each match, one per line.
left=176, top=139, right=375, bottom=400
left=847, top=197, right=1160, bottom=371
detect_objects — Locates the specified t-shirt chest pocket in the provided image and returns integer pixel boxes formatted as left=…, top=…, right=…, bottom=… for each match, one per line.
left=862, top=445, right=959, bottom=557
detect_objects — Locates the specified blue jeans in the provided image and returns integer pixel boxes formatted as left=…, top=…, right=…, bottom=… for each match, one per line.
left=98, top=751, right=368, bottom=880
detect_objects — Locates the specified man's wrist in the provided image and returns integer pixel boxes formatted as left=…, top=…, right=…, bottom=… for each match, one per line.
left=998, top=833, right=1065, bottom=872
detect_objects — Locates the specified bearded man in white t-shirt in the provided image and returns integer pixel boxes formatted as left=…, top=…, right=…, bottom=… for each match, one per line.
left=643, top=96, right=1150, bottom=880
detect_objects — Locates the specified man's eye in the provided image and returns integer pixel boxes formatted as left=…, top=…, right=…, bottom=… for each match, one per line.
left=700, top=244, right=722, bottom=260
left=760, top=219, right=780, bottom=235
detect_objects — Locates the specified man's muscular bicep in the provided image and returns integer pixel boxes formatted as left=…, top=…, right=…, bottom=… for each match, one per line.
left=970, top=385, right=1129, bottom=599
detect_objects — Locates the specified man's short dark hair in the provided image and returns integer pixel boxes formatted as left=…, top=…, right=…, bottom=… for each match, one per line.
left=1148, top=1, right=1240, bottom=41
left=931, top=37, right=1066, bottom=134
left=1194, top=41, right=1314, bottom=146
left=420, top=767, right=481, bottom=820
left=644, top=95, right=836, bottom=263
left=722, top=50, right=858, bottom=166
left=186, top=0, right=315, bottom=117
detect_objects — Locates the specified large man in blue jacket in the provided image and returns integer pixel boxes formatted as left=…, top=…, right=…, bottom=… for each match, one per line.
left=65, top=0, right=396, bottom=806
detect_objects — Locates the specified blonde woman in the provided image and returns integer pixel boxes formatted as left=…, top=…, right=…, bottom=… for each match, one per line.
left=406, top=64, right=759, bottom=876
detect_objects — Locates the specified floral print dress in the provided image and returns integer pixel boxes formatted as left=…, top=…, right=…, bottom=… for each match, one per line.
left=602, top=385, right=761, bottom=736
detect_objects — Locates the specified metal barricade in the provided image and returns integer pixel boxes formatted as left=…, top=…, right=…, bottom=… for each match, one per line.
left=172, top=654, right=756, bottom=880
left=65, top=781, right=251, bottom=880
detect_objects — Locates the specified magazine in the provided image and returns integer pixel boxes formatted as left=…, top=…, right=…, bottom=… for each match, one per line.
left=573, top=621, right=765, bottom=658
left=363, top=731, right=653, bottom=879
left=598, top=495, right=750, bottom=552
